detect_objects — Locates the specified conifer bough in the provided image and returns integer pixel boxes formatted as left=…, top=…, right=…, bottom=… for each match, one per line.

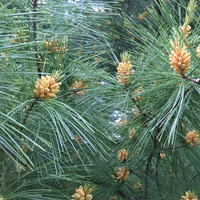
left=169, top=0, right=197, bottom=77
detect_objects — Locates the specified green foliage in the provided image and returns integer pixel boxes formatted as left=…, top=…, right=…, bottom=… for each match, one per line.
left=1, top=0, right=200, bottom=200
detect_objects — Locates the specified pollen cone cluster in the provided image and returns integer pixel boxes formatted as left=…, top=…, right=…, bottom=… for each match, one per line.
left=33, top=75, right=62, bottom=100
left=118, top=149, right=128, bottom=162
left=45, top=40, right=61, bottom=52
left=138, top=11, right=147, bottom=21
left=118, top=117, right=126, bottom=126
left=134, top=106, right=141, bottom=117
left=180, top=23, right=191, bottom=38
left=185, top=130, right=199, bottom=146
left=70, top=80, right=88, bottom=99
left=72, top=186, right=93, bottom=200
left=117, top=167, right=129, bottom=182
left=169, top=45, right=190, bottom=75
left=182, top=191, right=197, bottom=200
left=117, top=52, right=134, bottom=84
left=196, top=44, right=200, bottom=57
left=160, top=153, right=166, bottom=159
left=133, top=86, right=143, bottom=100
left=184, top=0, right=197, bottom=25
left=45, top=39, right=67, bottom=52
left=109, top=196, right=117, bottom=200
left=129, top=128, right=137, bottom=139
left=75, top=135, right=82, bottom=144
left=134, top=182, right=142, bottom=189
left=11, top=30, right=27, bottom=43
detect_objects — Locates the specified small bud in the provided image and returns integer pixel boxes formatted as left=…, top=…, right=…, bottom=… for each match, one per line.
left=107, top=21, right=112, bottom=26
left=138, top=11, right=147, bottom=21
left=160, top=153, right=166, bottom=159
left=134, top=182, right=142, bottom=189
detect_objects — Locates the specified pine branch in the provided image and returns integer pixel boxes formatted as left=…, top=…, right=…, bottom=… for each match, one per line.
left=168, top=144, right=186, bottom=150
left=155, top=152, right=162, bottom=200
left=125, top=84, right=153, bottom=120
left=129, top=168, right=145, bottom=179
left=37, top=51, right=47, bottom=62
left=145, top=151, right=154, bottom=198
left=124, top=83, right=154, bottom=141
left=158, top=77, right=200, bottom=128
left=19, top=97, right=39, bottom=133
left=32, top=0, right=42, bottom=78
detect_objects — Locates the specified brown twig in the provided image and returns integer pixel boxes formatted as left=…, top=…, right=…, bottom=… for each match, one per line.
left=129, top=168, right=145, bottom=179
left=185, top=77, right=200, bottom=84
left=144, top=76, right=199, bottom=196
left=155, top=151, right=162, bottom=199
left=168, top=144, right=186, bottom=149
left=124, top=84, right=154, bottom=141
left=37, top=51, right=47, bottom=62
left=32, top=0, right=42, bottom=78
left=145, top=151, right=154, bottom=198
left=124, top=84, right=153, bottom=120
left=19, top=97, right=39, bottom=133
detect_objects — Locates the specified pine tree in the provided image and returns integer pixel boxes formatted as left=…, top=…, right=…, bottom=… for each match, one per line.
left=1, top=0, right=200, bottom=200
left=92, top=0, right=200, bottom=199
left=0, top=0, right=115, bottom=199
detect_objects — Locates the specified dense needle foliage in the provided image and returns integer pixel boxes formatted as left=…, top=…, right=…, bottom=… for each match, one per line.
left=0, top=0, right=200, bottom=200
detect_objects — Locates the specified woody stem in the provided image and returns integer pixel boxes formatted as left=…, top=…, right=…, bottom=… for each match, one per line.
left=32, top=0, right=42, bottom=78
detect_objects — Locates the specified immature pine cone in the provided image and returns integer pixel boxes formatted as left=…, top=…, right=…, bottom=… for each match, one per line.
left=117, top=167, right=129, bottom=182
left=33, top=75, right=62, bottom=100
left=169, top=45, right=190, bottom=75
left=182, top=191, right=197, bottom=200
left=72, top=186, right=93, bottom=200
left=185, top=130, right=199, bottom=146
left=118, top=149, right=128, bottom=162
